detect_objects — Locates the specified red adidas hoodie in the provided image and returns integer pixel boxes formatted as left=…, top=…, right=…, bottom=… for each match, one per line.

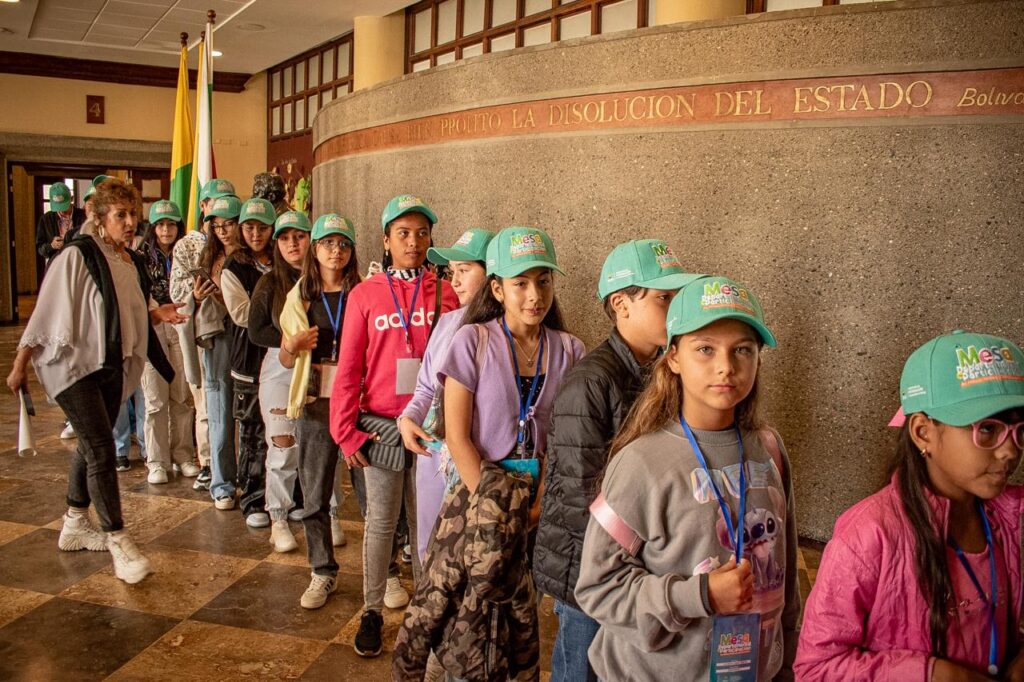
left=330, top=270, right=458, bottom=457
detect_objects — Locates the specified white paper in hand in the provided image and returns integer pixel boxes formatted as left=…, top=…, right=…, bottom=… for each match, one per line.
left=18, top=392, right=36, bottom=457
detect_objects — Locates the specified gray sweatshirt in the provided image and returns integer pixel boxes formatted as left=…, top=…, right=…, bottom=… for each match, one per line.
left=575, top=421, right=800, bottom=681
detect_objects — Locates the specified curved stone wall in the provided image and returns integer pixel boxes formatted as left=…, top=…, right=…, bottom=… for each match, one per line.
left=313, top=0, right=1024, bottom=540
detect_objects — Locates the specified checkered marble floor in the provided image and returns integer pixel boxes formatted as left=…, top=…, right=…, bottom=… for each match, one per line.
left=0, top=318, right=822, bottom=681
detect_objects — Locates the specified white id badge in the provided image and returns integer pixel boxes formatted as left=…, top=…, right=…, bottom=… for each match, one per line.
left=396, top=358, right=421, bottom=395
left=319, top=362, right=338, bottom=399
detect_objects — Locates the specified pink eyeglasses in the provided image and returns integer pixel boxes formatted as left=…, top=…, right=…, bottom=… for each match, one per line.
left=972, top=419, right=1024, bottom=450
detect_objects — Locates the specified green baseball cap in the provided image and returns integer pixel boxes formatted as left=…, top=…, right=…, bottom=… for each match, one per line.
left=49, top=182, right=72, bottom=212
left=203, top=195, right=241, bottom=221
left=239, top=198, right=275, bottom=226
left=84, top=175, right=114, bottom=199
left=380, top=194, right=438, bottom=231
left=598, top=239, right=700, bottom=300
left=200, top=178, right=236, bottom=202
left=149, top=199, right=182, bottom=224
left=428, top=228, right=495, bottom=265
left=665, top=275, right=777, bottom=348
left=896, top=331, right=1024, bottom=427
left=485, top=226, right=564, bottom=278
left=273, top=210, right=312, bottom=238
left=312, top=213, right=356, bottom=243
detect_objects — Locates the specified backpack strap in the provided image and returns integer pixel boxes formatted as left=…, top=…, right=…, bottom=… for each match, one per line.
left=590, top=492, right=642, bottom=557
left=429, top=273, right=443, bottom=337
left=474, top=323, right=489, bottom=372
left=758, top=427, right=785, bottom=479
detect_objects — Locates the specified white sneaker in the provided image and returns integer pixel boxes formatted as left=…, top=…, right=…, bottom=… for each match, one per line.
left=246, top=512, right=271, bottom=528
left=384, top=576, right=410, bottom=609
left=177, top=461, right=201, bottom=478
left=106, top=533, right=152, bottom=584
left=300, top=573, right=338, bottom=610
left=330, top=516, right=347, bottom=547
left=147, top=466, right=168, bottom=485
left=58, top=513, right=107, bottom=552
left=60, top=422, right=76, bottom=439
left=270, top=520, right=298, bottom=553
left=288, top=507, right=305, bottom=522
left=214, top=496, right=236, bottom=510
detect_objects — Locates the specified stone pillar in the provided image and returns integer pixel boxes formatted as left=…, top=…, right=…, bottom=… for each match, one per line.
left=353, top=12, right=406, bottom=91
left=653, top=0, right=746, bottom=25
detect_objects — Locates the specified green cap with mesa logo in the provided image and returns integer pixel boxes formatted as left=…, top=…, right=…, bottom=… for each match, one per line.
left=312, top=213, right=356, bottom=243
left=381, top=194, right=438, bottom=231
left=49, top=182, right=72, bottom=212
left=598, top=239, right=700, bottom=300
left=200, top=178, right=236, bottom=202
left=485, top=226, right=564, bottom=278
left=203, top=195, right=241, bottom=222
left=273, top=210, right=312, bottom=238
left=896, top=331, right=1024, bottom=427
left=428, top=228, right=495, bottom=265
left=149, top=199, right=182, bottom=224
left=665, top=275, right=777, bottom=348
left=239, top=198, right=275, bottom=226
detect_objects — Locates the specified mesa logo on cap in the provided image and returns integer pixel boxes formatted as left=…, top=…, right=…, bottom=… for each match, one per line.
left=216, top=180, right=233, bottom=193
left=155, top=203, right=174, bottom=215
left=250, top=202, right=269, bottom=215
left=53, top=189, right=68, bottom=200
left=397, top=195, right=422, bottom=210
left=325, top=215, right=344, bottom=229
left=955, top=344, right=1022, bottom=387
left=212, top=197, right=231, bottom=211
left=701, top=280, right=755, bottom=314
left=454, top=231, right=475, bottom=247
left=509, top=230, right=548, bottom=259
left=651, top=242, right=682, bottom=270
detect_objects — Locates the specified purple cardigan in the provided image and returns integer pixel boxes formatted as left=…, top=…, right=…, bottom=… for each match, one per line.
left=401, top=307, right=467, bottom=425
left=437, top=318, right=585, bottom=462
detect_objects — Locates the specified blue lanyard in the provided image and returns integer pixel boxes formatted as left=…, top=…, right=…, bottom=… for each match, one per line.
left=947, top=502, right=999, bottom=677
left=385, top=271, right=422, bottom=352
left=319, top=291, right=345, bottom=362
left=501, top=316, right=545, bottom=458
left=680, top=416, right=746, bottom=562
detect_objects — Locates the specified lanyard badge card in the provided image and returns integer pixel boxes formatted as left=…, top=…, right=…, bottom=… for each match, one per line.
left=681, top=417, right=761, bottom=682
left=386, top=272, right=424, bottom=395
left=318, top=291, right=344, bottom=399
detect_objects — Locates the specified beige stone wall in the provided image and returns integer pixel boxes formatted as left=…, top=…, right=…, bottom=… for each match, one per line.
left=313, top=0, right=1024, bottom=540
left=0, top=72, right=267, bottom=188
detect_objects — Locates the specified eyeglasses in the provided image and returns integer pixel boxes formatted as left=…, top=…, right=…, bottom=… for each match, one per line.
left=210, top=220, right=237, bottom=232
left=317, top=238, right=352, bottom=252
left=972, top=419, right=1024, bottom=450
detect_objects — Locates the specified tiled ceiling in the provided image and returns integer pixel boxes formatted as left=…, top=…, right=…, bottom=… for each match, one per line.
left=0, top=0, right=416, bottom=74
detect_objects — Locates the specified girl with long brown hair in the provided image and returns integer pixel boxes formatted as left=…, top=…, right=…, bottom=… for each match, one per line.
left=575, top=275, right=799, bottom=682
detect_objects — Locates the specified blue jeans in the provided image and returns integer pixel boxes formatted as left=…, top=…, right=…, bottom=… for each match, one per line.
left=113, top=386, right=146, bottom=459
left=551, top=600, right=600, bottom=682
left=202, top=331, right=236, bottom=500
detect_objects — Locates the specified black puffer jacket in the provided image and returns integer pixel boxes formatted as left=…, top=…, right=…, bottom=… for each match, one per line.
left=534, top=328, right=649, bottom=608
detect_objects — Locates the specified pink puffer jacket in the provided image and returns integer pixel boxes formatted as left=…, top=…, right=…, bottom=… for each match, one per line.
left=795, top=476, right=1023, bottom=681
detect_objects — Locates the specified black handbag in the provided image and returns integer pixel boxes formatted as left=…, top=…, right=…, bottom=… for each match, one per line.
left=356, top=412, right=411, bottom=471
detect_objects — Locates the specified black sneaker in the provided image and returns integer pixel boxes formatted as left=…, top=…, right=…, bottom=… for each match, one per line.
left=353, top=610, right=383, bottom=658
left=193, top=466, right=211, bottom=491
left=115, top=457, right=130, bottom=472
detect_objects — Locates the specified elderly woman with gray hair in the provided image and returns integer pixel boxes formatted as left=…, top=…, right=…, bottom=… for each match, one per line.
left=6, top=178, right=187, bottom=585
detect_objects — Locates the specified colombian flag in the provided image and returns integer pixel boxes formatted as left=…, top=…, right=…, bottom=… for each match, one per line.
left=170, top=42, right=193, bottom=224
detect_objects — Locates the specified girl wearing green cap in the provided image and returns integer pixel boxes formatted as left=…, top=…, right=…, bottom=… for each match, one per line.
left=277, top=214, right=361, bottom=610
left=247, top=211, right=312, bottom=554
left=139, top=201, right=200, bottom=485
left=196, top=196, right=241, bottom=510
left=796, top=332, right=1024, bottom=681
left=393, top=226, right=585, bottom=680
left=329, top=195, right=459, bottom=657
left=574, top=275, right=798, bottom=682
left=220, top=198, right=276, bottom=528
